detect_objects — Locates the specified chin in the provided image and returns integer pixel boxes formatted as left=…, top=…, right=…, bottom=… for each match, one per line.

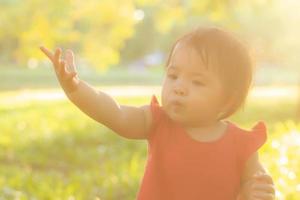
left=165, top=108, right=185, bottom=123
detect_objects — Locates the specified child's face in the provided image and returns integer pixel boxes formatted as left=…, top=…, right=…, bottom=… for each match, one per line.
left=161, top=43, right=227, bottom=127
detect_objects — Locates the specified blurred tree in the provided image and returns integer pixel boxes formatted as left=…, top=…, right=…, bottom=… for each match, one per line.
left=119, top=0, right=281, bottom=68
left=120, top=0, right=239, bottom=67
left=0, top=0, right=137, bottom=70
left=2, top=0, right=298, bottom=74
left=0, top=0, right=260, bottom=69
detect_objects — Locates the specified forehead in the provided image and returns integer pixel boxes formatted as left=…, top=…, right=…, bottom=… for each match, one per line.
left=168, top=42, right=211, bottom=74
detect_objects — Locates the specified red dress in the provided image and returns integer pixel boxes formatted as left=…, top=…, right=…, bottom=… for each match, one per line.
left=136, top=96, right=267, bottom=200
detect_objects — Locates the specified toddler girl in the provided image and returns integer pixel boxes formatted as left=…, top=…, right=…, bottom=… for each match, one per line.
left=40, top=26, right=275, bottom=200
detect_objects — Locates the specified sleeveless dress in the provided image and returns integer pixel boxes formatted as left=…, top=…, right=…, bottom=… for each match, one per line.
left=136, top=96, right=267, bottom=200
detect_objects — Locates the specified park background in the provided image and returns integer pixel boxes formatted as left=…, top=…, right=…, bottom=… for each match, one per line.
left=1, top=0, right=300, bottom=199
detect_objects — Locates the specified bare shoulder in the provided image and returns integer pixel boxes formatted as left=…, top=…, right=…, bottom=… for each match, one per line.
left=115, top=104, right=153, bottom=140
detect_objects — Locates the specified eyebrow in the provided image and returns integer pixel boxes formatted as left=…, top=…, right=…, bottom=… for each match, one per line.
left=167, top=65, right=178, bottom=70
left=167, top=64, right=208, bottom=78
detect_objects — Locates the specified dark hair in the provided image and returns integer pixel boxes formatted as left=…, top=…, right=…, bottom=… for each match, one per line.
left=165, top=26, right=253, bottom=120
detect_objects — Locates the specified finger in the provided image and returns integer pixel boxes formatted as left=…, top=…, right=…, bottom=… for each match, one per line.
left=253, top=191, right=275, bottom=200
left=66, top=71, right=78, bottom=81
left=253, top=184, right=275, bottom=194
left=54, top=48, right=62, bottom=68
left=65, top=49, right=76, bottom=72
left=60, top=61, right=76, bottom=81
left=70, top=71, right=77, bottom=77
left=254, top=174, right=274, bottom=184
left=63, top=72, right=76, bottom=81
left=40, top=46, right=54, bottom=62
left=253, top=171, right=265, bottom=177
left=59, top=60, right=68, bottom=77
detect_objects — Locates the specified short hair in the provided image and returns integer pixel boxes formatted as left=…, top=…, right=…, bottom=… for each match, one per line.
left=165, top=26, right=253, bottom=120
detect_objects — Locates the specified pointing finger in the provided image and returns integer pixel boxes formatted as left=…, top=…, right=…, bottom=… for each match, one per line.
left=40, top=46, right=54, bottom=62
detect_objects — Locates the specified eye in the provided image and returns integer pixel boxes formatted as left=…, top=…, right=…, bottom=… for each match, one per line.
left=167, top=73, right=178, bottom=80
left=192, top=80, right=204, bottom=86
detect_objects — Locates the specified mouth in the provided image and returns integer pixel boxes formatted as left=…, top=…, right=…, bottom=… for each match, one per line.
left=169, top=100, right=184, bottom=110
left=172, top=101, right=183, bottom=106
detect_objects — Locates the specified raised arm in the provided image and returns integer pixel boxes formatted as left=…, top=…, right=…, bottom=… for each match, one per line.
left=66, top=81, right=153, bottom=139
left=40, top=46, right=152, bottom=139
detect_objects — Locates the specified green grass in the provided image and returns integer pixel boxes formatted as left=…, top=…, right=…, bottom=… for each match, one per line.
left=0, top=95, right=150, bottom=199
left=0, top=66, right=164, bottom=91
left=0, top=88, right=300, bottom=199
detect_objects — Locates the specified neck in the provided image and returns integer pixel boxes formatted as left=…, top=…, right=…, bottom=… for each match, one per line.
left=184, top=120, right=226, bottom=137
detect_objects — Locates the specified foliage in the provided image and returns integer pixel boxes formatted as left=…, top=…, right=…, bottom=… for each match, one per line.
left=3, top=0, right=299, bottom=71
left=0, top=0, right=137, bottom=70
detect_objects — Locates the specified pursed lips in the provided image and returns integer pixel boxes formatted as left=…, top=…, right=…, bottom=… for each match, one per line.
left=169, top=99, right=185, bottom=108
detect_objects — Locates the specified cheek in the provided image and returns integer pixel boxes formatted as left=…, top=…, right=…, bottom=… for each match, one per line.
left=161, top=82, right=169, bottom=106
left=187, top=97, right=203, bottom=112
left=188, top=87, right=206, bottom=101
left=186, top=90, right=214, bottom=109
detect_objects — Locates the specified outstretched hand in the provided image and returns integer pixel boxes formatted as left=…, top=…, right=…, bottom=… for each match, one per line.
left=40, top=46, right=80, bottom=93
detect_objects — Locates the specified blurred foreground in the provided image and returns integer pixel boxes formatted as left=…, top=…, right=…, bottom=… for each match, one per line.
left=0, top=85, right=299, bottom=199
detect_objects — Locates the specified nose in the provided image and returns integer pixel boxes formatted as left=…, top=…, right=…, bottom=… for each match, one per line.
left=173, top=81, right=187, bottom=96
